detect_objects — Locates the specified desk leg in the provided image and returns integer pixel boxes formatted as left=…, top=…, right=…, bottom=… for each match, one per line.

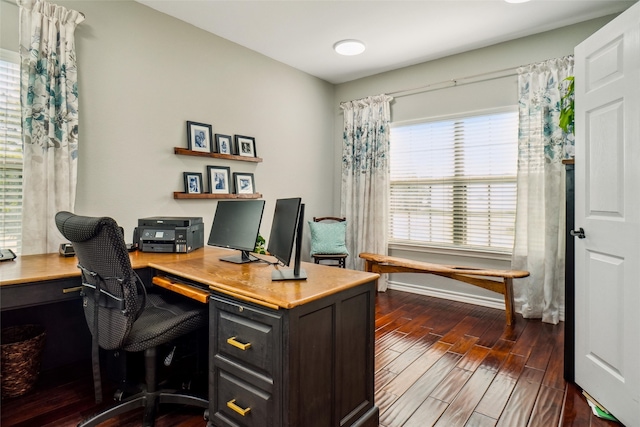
left=504, top=278, right=515, bottom=326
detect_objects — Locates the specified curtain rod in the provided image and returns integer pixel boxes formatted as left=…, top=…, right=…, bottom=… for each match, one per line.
left=387, top=65, right=519, bottom=98
left=1, top=0, right=85, bottom=18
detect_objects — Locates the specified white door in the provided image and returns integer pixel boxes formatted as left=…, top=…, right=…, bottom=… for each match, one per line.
left=574, top=3, right=640, bottom=426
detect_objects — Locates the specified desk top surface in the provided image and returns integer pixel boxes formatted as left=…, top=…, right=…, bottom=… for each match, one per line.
left=1, top=247, right=379, bottom=309
left=0, top=250, right=204, bottom=285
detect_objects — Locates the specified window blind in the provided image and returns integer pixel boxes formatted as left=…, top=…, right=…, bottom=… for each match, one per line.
left=389, top=110, right=518, bottom=254
left=0, top=50, right=23, bottom=254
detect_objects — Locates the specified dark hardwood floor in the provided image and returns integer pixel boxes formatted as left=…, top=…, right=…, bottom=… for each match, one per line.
left=1, top=289, right=621, bottom=427
left=373, top=290, right=620, bottom=427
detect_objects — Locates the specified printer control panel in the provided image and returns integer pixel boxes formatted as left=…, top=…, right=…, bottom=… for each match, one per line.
left=140, top=228, right=176, bottom=253
left=143, top=230, right=175, bottom=240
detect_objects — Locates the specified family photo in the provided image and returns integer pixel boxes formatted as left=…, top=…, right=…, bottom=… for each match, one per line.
left=207, top=166, right=231, bottom=194
left=233, top=172, right=255, bottom=194
left=187, top=121, right=213, bottom=152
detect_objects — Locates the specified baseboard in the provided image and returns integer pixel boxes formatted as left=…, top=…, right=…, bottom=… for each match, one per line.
left=388, top=280, right=566, bottom=322
left=387, top=280, right=506, bottom=311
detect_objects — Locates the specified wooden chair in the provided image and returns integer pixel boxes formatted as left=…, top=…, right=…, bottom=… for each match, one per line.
left=310, top=217, right=348, bottom=268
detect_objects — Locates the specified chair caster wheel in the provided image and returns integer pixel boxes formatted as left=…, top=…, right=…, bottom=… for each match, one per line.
left=204, top=409, right=209, bottom=421
left=113, top=390, right=125, bottom=401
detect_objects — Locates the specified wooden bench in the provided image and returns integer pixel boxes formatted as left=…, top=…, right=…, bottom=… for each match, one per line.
left=359, top=253, right=529, bottom=326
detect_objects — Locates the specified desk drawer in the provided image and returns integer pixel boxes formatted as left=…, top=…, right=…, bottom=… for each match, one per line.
left=211, top=297, right=282, bottom=378
left=210, top=368, right=273, bottom=427
left=1, top=278, right=82, bottom=311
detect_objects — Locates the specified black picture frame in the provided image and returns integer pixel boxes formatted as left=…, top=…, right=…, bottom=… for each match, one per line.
left=234, top=135, right=256, bottom=157
left=187, top=121, right=213, bottom=153
left=215, top=134, right=233, bottom=155
left=233, top=172, right=255, bottom=195
left=206, top=165, right=231, bottom=194
left=183, top=172, right=203, bottom=194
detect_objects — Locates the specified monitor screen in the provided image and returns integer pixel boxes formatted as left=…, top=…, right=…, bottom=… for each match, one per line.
left=208, top=200, right=265, bottom=263
left=267, top=197, right=301, bottom=266
left=268, top=198, right=306, bottom=281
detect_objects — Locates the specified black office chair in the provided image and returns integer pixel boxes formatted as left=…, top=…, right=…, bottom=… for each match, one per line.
left=55, top=211, right=208, bottom=427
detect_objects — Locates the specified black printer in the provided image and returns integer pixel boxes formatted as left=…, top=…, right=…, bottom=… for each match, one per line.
left=137, top=216, right=204, bottom=253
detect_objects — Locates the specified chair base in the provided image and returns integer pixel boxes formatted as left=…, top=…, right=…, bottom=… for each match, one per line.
left=80, top=346, right=208, bottom=427
left=78, top=390, right=208, bottom=427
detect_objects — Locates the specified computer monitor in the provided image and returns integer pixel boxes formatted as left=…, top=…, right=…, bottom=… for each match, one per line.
left=207, top=200, right=265, bottom=263
left=268, top=197, right=307, bottom=281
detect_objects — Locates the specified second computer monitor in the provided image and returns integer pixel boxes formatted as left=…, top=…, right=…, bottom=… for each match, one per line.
left=268, top=197, right=306, bottom=280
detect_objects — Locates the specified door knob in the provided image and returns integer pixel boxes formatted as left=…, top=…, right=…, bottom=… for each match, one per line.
left=570, top=227, right=586, bottom=239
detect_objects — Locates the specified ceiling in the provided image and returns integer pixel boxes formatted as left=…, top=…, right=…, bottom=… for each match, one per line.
left=136, top=0, right=635, bottom=84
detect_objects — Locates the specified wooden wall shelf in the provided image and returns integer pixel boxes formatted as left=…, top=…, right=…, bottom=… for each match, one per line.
left=174, top=147, right=263, bottom=163
left=173, top=192, right=262, bottom=200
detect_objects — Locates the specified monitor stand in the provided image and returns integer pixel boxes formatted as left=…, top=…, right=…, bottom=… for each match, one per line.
left=220, top=250, right=258, bottom=264
left=271, top=267, right=307, bottom=281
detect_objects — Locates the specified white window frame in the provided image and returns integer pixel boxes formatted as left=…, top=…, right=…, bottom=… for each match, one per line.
left=389, top=107, right=518, bottom=261
left=1, top=48, right=23, bottom=254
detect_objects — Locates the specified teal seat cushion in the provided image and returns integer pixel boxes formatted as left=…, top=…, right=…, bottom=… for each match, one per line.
left=308, top=221, right=349, bottom=256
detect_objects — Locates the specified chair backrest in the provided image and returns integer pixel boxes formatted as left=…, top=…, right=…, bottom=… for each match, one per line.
left=55, top=211, right=142, bottom=350
left=313, top=216, right=346, bottom=223
left=309, top=216, right=349, bottom=257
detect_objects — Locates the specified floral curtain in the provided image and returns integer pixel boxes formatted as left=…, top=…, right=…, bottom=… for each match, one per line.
left=512, top=56, right=574, bottom=324
left=17, top=0, right=84, bottom=254
left=340, top=94, right=392, bottom=290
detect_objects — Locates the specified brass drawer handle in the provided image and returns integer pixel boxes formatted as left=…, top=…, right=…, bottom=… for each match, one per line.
left=227, top=336, right=252, bottom=351
left=62, top=286, right=83, bottom=294
left=227, top=399, right=251, bottom=416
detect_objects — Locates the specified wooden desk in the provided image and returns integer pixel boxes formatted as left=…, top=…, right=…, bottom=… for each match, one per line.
left=150, top=250, right=380, bottom=427
left=1, top=247, right=380, bottom=427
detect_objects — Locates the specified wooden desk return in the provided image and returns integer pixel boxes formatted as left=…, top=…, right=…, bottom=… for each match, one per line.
left=359, top=253, right=529, bottom=326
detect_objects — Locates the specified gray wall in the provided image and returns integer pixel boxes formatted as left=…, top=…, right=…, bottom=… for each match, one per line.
left=334, top=16, right=615, bottom=308
left=1, top=0, right=335, bottom=260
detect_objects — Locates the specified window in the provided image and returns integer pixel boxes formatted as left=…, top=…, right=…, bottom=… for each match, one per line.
left=0, top=49, right=22, bottom=254
left=389, top=109, right=518, bottom=255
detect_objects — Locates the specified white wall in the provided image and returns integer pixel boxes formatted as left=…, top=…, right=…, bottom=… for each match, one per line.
left=1, top=0, right=335, bottom=259
left=333, top=16, right=616, bottom=309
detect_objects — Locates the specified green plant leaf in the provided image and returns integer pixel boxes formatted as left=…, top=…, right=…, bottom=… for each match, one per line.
left=559, top=76, right=575, bottom=134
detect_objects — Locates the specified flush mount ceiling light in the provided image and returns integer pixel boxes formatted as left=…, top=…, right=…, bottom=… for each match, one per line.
left=333, top=39, right=366, bottom=56
left=504, top=0, right=531, bottom=3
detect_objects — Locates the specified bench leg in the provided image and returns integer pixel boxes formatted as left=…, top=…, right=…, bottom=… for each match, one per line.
left=504, top=278, right=515, bottom=326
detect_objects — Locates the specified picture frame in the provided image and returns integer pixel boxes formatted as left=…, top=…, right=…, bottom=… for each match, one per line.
left=215, top=134, right=233, bottom=155
left=206, top=165, right=231, bottom=194
left=234, top=135, right=256, bottom=157
left=233, top=172, right=255, bottom=195
left=183, top=172, right=203, bottom=194
left=187, top=121, right=213, bottom=153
